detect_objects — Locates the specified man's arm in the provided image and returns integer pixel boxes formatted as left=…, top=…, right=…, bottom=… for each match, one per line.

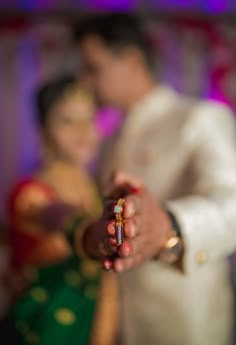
left=166, top=101, right=236, bottom=273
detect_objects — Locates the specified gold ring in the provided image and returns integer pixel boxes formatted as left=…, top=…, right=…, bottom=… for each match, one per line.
left=115, top=220, right=124, bottom=245
left=114, top=198, right=124, bottom=221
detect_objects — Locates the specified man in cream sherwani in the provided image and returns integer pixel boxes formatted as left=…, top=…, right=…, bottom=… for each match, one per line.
left=76, top=14, right=236, bottom=345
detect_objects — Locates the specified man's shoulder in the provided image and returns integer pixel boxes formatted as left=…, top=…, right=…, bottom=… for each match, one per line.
left=146, top=89, right=236, bottom=145
left=171, top=92, right=235, bottom=128
left=184, top=97, right=234, bottom=129
left=169, top=94, right=236, bottom=149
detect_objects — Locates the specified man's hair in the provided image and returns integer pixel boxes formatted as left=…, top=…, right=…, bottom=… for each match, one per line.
left=74, top=13, right=154, bottom=69
left=36, top=76, right=75, bottom=128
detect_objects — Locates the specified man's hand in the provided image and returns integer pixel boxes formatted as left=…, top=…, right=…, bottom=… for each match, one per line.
left=83, top=171, right=174, bottom=272
left=104, top=171, right=174, bottom=272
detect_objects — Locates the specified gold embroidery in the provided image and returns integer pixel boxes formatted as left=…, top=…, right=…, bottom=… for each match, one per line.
left=64, top=270, right=81, bottom=286
left=16, top=320, right=28, bottom=333
left=81, top=260, right=100, bottom=279
left=25, top=331, right=39, bottom=344
left=24, top=267, right=39, bottom=282
left=30, top=287, right=48, bottom=303
left=54, top=308, right=76, bottom=325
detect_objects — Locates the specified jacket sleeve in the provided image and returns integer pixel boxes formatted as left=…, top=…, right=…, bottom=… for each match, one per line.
left=166, top=101, right=236, bottom=273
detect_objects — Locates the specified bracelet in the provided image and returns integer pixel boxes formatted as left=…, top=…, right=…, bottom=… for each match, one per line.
left=153, top=208, right=183, bottom=264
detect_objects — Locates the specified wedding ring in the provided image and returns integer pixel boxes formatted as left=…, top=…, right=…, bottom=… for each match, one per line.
left=115, top=220, right=124, bottom=245
left=114, top=198, right=124, bottom=221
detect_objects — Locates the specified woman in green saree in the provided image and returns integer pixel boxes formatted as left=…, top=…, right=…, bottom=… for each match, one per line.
left=2, top=76, right=118, bottom=345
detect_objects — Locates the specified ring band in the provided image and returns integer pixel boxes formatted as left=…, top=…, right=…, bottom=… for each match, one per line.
left=114, top=198, right=124, bottom=221
left=115, top=220, right=124, bottom=245
left=114, top=198, right=125, bottom=245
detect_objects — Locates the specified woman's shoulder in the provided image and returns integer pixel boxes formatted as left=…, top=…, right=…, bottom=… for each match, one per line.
left=8, top=177, right=56, bottom=214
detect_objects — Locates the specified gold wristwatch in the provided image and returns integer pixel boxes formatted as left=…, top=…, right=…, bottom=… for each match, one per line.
left=158, top=210, right=184, bottom=265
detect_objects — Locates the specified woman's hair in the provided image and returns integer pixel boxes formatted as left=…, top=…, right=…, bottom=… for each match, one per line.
left=36, top=75, right=76, bottom=128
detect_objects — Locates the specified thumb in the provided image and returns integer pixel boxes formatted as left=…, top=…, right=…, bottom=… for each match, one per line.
left=113, top=170, right=143, bottom=195
left=103, top=170, right=143, bottom=198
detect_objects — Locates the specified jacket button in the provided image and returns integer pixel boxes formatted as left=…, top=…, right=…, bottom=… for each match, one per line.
left=196, top=250, right=208, bottom=265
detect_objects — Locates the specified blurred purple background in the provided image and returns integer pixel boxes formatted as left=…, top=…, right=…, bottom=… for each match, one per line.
left=0, top=0, right=236, bottom=12
left=0, top=9, right=236, bottom=219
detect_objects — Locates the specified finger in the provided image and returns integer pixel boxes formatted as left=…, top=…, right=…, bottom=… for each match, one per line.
left=113, top=171, right=143, bottom=191
left=107, top=221, right=116, bottom=236
left=107, top=216, right=140, bottom=244
left=123, top=194, right=141, bottom=218
left=104, top=170, right=143, bottom=198
left=123, top=217, right=139, bottom=238
left=118, top=241, right=133, bottom=257
left=113, top=252, right=144, bottom=273
left=108, top=237, right=119, bottom=251
left=118, top=235, right=144, bottom=258
left=98, top=236, right=117, bottom=257
left=108, top=237, right=117, bottom=246
left=104, top=192, right=142, bottom=222
left=102, top=258, right=113, bottom=271
left=103, top=173, right=134, bottom=198
left=104, top=184, right=132, bottom=199
left=107, top=217, right=138, bottom=238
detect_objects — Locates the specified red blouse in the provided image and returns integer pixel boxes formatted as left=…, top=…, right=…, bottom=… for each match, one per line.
left=8, top=178, right=57, bottom=269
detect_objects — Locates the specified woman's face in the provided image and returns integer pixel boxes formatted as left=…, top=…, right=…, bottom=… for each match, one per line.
left=44, top=94, right=99, bottom=166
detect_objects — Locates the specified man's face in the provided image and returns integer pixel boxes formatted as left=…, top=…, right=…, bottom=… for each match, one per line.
left=79, top=36, right=133, bottom=107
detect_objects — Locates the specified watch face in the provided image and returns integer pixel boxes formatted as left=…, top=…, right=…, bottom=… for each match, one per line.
left=159, top=237, right=183, bottom=264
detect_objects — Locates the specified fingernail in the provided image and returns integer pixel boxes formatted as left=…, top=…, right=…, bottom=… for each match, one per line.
left=114, top=260, right=123, bottom=273
left=102, top=259, right=113, bottom=270
left=107, top=222, right=116, bottom=236
left=129, top=187, right=141, bottom=194
left=121, top=242, right=132, bottom=256
left=108, top=237, right=117, bottom=246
